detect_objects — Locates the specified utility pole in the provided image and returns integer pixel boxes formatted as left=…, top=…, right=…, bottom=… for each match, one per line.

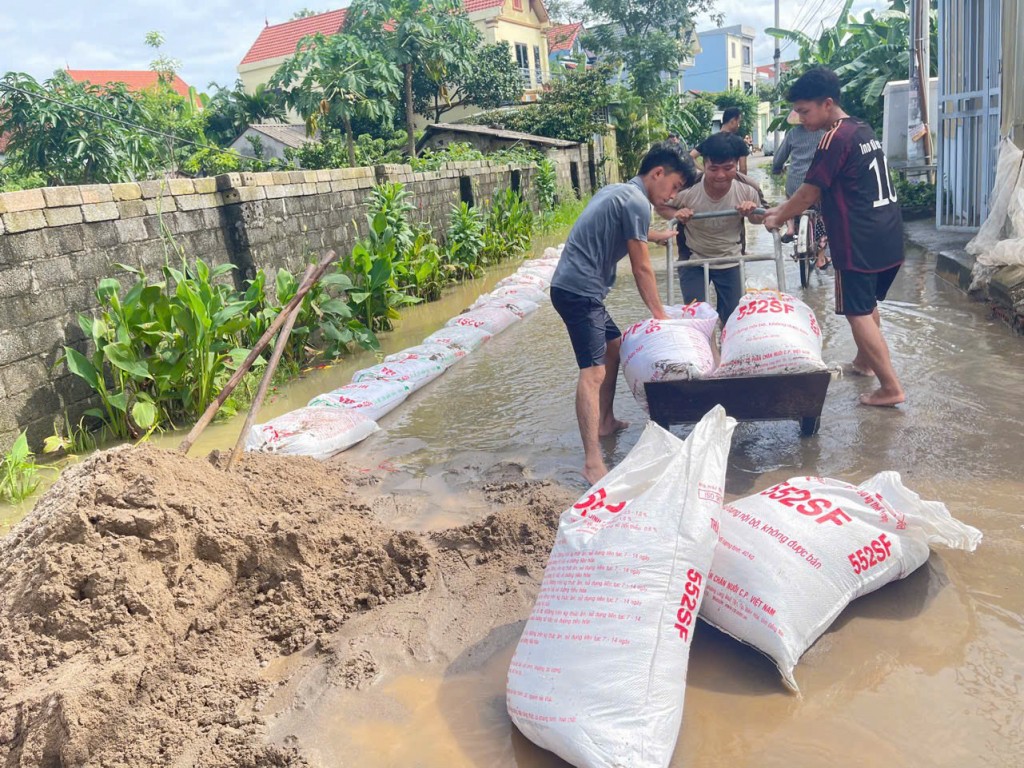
left=773, top=0, right=781, bottom=151
left=907, top=0, right=932, bottom=173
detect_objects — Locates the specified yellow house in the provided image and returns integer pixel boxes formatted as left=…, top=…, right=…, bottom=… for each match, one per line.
left=236, top=1, right=552, bottom=125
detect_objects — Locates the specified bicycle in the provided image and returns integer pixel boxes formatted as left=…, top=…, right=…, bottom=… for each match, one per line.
left=788, top=207, right=829, bottom=289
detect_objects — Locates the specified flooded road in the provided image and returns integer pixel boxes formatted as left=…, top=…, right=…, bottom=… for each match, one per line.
left=269, top=169, right=1024, bottom=767
left=4, top=166, right=1023, bottom=765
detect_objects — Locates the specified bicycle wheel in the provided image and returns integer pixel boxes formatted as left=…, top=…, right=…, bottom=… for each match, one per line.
left=797, top=214, right=814, bottom=288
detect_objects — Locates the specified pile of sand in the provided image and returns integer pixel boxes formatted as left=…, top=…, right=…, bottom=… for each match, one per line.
left=0, top=445, right=573, bottom=766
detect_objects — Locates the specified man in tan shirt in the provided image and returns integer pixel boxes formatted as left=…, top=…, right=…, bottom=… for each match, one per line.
left=659, top=132, right=765, bottom=325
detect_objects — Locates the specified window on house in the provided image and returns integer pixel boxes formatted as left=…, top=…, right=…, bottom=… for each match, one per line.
left=533, top=45, right=543, bottom=86
left=515, top=43, right=531, bottom=87
left=512, top=0, right=524, bottom=10
left=731, top=41, right=736, bottom=58
left=743, top=46, right=751, bottom=65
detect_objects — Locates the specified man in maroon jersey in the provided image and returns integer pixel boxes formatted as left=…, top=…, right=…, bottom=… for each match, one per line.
left=764, top=67, right=905, bottom=407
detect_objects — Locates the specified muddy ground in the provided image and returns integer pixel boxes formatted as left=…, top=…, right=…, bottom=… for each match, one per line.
left=0, top=445, right=575, bottom=767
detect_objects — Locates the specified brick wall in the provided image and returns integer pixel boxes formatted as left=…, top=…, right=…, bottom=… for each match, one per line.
left=0, top=152, right=586, bottom=451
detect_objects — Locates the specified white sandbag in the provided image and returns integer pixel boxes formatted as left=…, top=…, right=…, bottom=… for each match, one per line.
left=478, top=297, right=540, bottom=318
left=385, top=342, right=464, bottom=369
left=470, top=287, right=547, bottom=311
left=508, top=409, right=736, bottom=768
left=620, top=318, right=716, bottom=411
left=352, top=356, right=446, bottom=392
left=541, top=246, right=562, bottom=260
left=700, top=473, right=982, bottom=691
left=446, top=304, right=520, bottom=335
left=714, top=291, right=825, bottom=378
left=519, top=263, right=556, bottom=281
left=246, top=407, right=378, bottom=460
left=664, top=301, right=720, bottom=337
left=490, top=284, right=549, bottom=304
left=423, top=325, right=492, bottom=353
left=495, top=272, right=549, bottom=291
left=306, top=379, right=409, bottom=421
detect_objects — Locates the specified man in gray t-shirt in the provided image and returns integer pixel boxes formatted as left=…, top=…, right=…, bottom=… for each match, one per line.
left=550, top=142, right=697, bottom=485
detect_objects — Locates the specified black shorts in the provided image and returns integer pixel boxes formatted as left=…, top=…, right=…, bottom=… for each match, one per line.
left=550, top=286, right=622, bottom=369
left=834, top=265, right=901, bottom=316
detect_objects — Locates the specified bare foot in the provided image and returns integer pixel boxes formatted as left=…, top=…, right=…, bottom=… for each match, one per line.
left=848, top=361, right=874, bottom=377
left=598, top=418, right=630, bottom=437
left=859, top=389, right=905, bottom=407
left=583, top=461, right=609, bottom=486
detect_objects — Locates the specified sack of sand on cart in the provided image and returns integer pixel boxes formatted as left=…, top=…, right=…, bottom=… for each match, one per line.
left=713, top=291, right=826, bottom=378
left=620, top=303, right=718, bottom=412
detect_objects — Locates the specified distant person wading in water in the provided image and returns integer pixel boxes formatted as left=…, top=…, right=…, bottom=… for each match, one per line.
left=550, top=142, right=698, bottom=484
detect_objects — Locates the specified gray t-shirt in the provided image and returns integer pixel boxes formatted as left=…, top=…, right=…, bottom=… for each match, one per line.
left=551, top=176, right=650, bottom=299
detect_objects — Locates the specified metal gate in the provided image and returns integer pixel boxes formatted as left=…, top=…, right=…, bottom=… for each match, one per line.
left=937, top=0, right=1003, bottom=230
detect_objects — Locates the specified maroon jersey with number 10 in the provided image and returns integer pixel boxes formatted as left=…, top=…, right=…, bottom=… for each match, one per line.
left=803, top=117, right=904, bottom=273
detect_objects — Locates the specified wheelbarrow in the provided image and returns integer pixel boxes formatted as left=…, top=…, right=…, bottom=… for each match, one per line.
left=650, top=209, right=830, bottom=436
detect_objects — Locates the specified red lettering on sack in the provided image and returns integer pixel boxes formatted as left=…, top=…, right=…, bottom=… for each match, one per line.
left=760, top=481, right=853, bottom=526
left=673, top=569, right=703, bottom=641
left=847, top=533, right=893, bottom=574
left=573, top=487, right=628, bottom=518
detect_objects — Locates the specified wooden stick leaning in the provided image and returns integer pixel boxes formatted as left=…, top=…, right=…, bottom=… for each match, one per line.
left=178, top=250, right=338, bottom=455
left=225, top=263, right=317, bottom=470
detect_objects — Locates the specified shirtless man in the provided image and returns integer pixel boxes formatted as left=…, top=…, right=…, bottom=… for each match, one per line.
left=763, top=67, right=905, bottom=407
left=550, top=142, right=698, bottom=483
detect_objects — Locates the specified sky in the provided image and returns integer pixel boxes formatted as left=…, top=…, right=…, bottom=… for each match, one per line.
left=0, top=0, right=888, bottom=94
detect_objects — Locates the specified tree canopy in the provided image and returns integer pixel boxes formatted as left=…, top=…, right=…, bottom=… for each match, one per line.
left=345, top=0, right=479, bottom=156
left=270, top=33, right=401, bottom=165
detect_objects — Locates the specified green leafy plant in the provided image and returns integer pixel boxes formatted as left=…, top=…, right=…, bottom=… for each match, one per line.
left=60, top=274, right=164, bottom=440
left=366, top=182, right=415, bottom=256
left=445, top=201, right=486, bottom=280
left=482, top=188, right=535, bottom=264
left=535, top=158, right=557, bottom=213
left=344, top=212, right=421, bottom=333
left=244, top=265, right=377, bottom=363
left=0, top=432, right=40, bottom=503
left=43, top=414, right=100, bottom=456
left=399, top=226, right=446, bottom=301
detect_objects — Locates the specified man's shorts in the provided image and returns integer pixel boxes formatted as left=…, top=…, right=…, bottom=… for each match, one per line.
left=834, top=265, right=901, bottom=316
left=550, top=286, right=622, bottom=369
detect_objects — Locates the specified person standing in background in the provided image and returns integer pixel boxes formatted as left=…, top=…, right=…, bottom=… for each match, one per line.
left=772, top=111, right=828, bottom=268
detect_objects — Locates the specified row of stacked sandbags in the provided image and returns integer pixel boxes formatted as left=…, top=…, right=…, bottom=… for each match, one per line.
left=243, top=247, right=564, bottom=459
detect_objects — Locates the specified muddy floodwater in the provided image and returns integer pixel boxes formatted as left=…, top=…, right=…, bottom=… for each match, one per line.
left=5, top=166, right=1024, bottom=766
left=270, top=178, right=1022, bottom=765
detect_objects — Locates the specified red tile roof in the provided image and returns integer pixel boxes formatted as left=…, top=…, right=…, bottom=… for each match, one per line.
left=463, top=0, right=506, bottom=12
left=65, top=70, right=193, bottom=99
left=239, top=9, right=349, bottom=66
left=239, top=2, right=517, bottom=66
left=755, top=62, right=792, bottom=78
left=547, top=21, right=583, bottom=53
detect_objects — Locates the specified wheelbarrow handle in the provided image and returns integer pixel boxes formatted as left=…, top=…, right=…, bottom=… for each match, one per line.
left=686, top=207, right=767, bottom=220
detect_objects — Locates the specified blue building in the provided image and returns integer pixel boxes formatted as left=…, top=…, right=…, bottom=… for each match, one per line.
left=685, top=24, right=756, bottom=93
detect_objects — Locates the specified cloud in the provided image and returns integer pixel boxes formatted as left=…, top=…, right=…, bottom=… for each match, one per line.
left=0, top=0, right=332, bottom=91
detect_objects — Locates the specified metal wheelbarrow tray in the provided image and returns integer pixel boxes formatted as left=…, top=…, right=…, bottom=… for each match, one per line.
left=643, top=370, right=832, bottom=436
